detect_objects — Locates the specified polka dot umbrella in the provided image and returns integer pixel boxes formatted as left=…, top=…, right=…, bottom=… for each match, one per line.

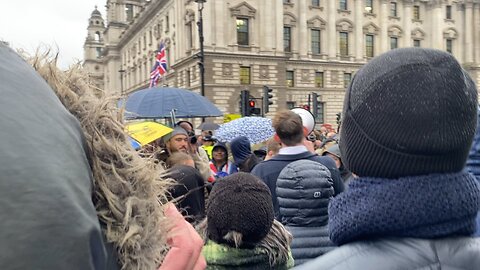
left=215, top=117, right=275, bottom=144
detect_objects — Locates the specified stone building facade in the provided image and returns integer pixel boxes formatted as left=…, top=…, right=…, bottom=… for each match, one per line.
left=84, top=0, right=480, bottom=126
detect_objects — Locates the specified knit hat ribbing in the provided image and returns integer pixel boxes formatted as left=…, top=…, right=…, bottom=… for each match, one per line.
left=206, top=172, right=274, bottom=248
left=340, top=48, right=478, bottom=178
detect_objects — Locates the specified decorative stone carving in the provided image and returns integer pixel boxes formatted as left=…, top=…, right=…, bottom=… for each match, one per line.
left=301, top=69, right=310, bottom=81
left=230, top=1, right=256, bottom=18
left=411, top=28, right=426, bottom=40
left=388, top=25, right=403, bottom=37
left=307, top=16, right=327, bottom=29
left=259, top=65, right=269, bottom=78
left=443, top=27, right=458, bottom=39
left=223, top=63, right=233, bottom=76
left=363, top=22, right=380, bottom=35
left=284, top=12, right=297, bottom=26
left=336, top=19, right=354, bottom=32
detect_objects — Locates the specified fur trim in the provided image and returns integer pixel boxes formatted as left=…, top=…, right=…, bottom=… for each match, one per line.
left=27, top=50, right=172, bottom=270
left=197, top=218, right=292, bottom=267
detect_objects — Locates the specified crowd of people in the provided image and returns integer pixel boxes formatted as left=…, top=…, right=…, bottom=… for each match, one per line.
left=1, top=42, right=480, bottom=270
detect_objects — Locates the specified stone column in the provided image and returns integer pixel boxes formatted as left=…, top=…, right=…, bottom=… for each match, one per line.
left=465, top=2, right=474, bottom=63
left=327, top=0, right=337, bottom=59
left=261, top=0, right=274, bottom=51
left=474, top=3, right=480, bottom=63
left=213, top=0, right=225, bottom=48
left=354, top=0, right=364, bottom=60
left=380, top=0, right=389, bottom=52
left=403, top=1, right=413, bottom=47
left=298, top=0, right=308, bottom=57
left=429, top=2, right=443, bottom=50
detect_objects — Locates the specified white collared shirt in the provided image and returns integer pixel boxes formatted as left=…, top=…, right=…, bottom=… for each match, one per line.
left=278, top=145, right=308, bottom=155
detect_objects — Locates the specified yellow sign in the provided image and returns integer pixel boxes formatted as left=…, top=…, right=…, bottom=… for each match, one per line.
left=224, top=114, right=241, bottom=123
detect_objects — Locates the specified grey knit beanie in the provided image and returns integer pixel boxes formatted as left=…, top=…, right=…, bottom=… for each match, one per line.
left=340, top=48, right=478, bottom=178
left=206, top=172, right=274, bottom=248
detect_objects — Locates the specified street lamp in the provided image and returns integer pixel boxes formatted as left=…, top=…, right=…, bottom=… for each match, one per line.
left=195, top=0, right=206, bottom=98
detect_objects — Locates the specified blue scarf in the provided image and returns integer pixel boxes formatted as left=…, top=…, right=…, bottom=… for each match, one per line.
left=329, top=171, right=480, bottom=245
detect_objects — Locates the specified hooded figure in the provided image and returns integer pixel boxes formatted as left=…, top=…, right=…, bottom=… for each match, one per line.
left=230, top=136, right=261, bottom=172
left=209, top=142, right=238, bottom=181
left=198, top=172, right=294, bottom=269
left=296, top=48, right=480, bottom=270
left=322, top=144, right=354, bottom=187
left=0, top=44, right=205, bottom=270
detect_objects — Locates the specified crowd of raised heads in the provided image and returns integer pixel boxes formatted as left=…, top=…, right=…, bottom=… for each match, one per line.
left=1, top=43, right=479, bottom=270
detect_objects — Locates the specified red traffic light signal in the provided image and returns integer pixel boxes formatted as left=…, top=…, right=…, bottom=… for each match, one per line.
left=302, top=104, right=310, bottom=111
left=249, top=100, right=256, bottom=107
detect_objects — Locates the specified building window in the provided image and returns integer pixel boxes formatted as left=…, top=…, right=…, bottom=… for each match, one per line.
left=315, top=72, right=324, bottom=88
left=344, top=73, right=352, bottom=88
left=366, top=34, right=374, bottom=57
left=236, top=18, right=249, bottom=46
left=186, top=69, right=191, bottom=87
left=365, top=0, right=373, bottom=13
left=340, top=32, right=348, bottom=56
left=312, top=0, right=320, bottom=7
left=286, top=101, right=296, bottom=109
left=165, top=15, right=170, bottom=32
left=284, top=27, right=292, bottom=52
left=187, top=23, right=193, bottom=50
left=413, top=5, right=420, bottom=20
left=446, top=39, right=453, bottom=54
left=446, top=5, right=452, bottom=20
left=286, top=70, right=294, bottom=87
left=390, top=37, right=398, bottom=50
left=339, top=0, right=348, bottom=11
left=390, top=2, right=397, bottom=17
left=240, top=66, right=251, bottom=85
left=96, top=47, right=102, bottom=58
left=311, top=29, right=321, bottom=54
left=413, top=39, right=421, bottom=47
left=125, top=4, right=134, bottom=22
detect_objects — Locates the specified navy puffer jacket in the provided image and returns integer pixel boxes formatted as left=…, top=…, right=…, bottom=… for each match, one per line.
left=276, top=159, right=336, bottom=266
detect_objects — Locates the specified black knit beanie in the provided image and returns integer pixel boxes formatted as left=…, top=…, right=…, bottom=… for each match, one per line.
left=206, top=172, right=274, bottom=248
left=340, top=48, right=478, bottom=178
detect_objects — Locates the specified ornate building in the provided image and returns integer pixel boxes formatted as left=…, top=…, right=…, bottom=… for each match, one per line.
left=84, top=0, right=480, bottom=125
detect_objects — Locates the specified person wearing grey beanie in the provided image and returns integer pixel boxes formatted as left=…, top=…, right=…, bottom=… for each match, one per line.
left=295, top=48, right=480, bottom=270
left=197, top=172, right=295, bottom=269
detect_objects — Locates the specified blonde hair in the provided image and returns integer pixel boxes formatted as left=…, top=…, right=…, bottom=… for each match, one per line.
left=27, top=50, right=171, bottom=270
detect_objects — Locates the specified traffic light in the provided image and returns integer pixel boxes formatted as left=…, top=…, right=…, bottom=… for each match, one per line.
left=302, top=104, right=310, bottom=111
left=336, top=112, right=342, bottom=126
left=249, top=99, right=261, bottom=115
left=263, top=85, right=273, bottom=114
left=240, top=90, right=250, bottom=116
left=312, top=92, right=319, bottom=118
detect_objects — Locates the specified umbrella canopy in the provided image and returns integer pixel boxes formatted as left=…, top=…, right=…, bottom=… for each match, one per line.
left=197, top=122, right=220, bottom=131
left=125, top=121, right=173, bottom=146
left=124, top=87, right=223, bottom=119
left=215, top=117, right=275, bottom=144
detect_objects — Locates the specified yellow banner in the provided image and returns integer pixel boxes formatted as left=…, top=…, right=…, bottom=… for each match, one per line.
left=224, top=114, right=241, bottom=123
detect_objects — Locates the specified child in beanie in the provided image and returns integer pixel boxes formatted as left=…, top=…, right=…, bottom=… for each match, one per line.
left=295, top=48, right=480, bottom=270
left=197, top=172, right=294, bottom=269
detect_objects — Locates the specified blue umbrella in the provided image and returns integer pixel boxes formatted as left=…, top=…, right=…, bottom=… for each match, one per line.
left=216, top=117, right=275, bottom=144
left=124, top=87, right=223, bottom=119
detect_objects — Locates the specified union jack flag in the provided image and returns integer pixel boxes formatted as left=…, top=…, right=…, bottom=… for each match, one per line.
left=149, top=43, right=168, bottom=87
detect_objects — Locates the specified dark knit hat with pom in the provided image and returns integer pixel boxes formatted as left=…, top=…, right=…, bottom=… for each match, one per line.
left=206, top=172, right=274, bottom=248
left=340, top=48, right=478, bottom=178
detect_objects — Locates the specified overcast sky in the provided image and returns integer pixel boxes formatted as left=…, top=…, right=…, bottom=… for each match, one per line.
left=0, top=0, right=105, bottom=69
